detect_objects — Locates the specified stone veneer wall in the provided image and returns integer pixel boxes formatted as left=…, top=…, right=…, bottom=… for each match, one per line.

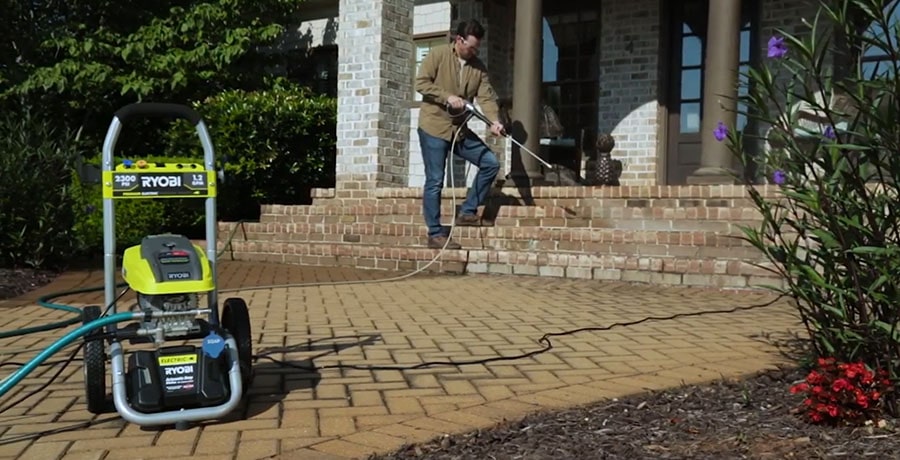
left=335, top=0, right=414, bottom=190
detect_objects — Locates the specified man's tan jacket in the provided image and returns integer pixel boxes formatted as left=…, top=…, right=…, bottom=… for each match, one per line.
left=415, top=43, right=501, bottom=141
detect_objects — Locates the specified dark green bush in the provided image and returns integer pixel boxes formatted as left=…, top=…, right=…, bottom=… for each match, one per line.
left=165, top=82, right=337, bottom=221
left=0, top=110, right=84, bottom=269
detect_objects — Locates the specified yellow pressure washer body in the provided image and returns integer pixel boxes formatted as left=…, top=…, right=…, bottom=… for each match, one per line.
left=83, top=103, right=252, bottom=430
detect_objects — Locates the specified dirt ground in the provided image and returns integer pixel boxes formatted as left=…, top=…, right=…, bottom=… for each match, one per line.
left=3, top=268, right=900, bottom=460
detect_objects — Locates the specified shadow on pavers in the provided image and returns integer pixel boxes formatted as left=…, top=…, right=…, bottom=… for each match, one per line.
left=231, top=333, right=383, bottom=421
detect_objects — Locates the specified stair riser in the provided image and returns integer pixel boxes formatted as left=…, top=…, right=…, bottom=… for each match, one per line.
left=259, top=206, right=763, bottom=223
left=230, top=232, right=763, bottom=259
left=226, top=217, right=754, bottom=234
left=220, top=241, right=782, bottom=290
left=230, top=224, right=755, bottom=247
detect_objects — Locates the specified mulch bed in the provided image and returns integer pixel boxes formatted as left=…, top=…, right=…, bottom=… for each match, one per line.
left=0, top=267, right=58, bottom=300
left=368, top=365, right=900, bottom=459
left=4, top=268, right=900, bottom=458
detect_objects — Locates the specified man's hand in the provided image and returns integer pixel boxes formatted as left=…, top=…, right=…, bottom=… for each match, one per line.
left=447, top=95, right=466, bottom=110
left=490, top=121, right=506, bottom=137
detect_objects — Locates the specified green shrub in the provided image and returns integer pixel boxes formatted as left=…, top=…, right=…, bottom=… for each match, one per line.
left=71, top=155, right=207, bottom=252
left=723, top=0, right=900, bottom=418
left=0, top=110, right=84, bottom=269
left=165, top=82, right=337, bottom=221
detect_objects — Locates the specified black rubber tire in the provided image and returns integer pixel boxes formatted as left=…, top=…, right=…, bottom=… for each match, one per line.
left=222, top=297, right=253, bottom=392
left=82, top=305, right=110, bottom=414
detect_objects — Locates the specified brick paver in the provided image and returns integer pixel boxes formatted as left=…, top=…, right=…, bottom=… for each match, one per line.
left=0, top=261, right=800, bottom=459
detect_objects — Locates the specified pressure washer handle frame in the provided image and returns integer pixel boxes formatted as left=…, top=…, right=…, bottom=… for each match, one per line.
left=99, top=102, right=221, bottom=325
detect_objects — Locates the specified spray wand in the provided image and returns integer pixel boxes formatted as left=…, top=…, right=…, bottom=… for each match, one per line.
left=449, top=101, right=556, bottom=171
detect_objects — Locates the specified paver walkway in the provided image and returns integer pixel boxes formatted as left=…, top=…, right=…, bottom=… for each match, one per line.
left=0, top=260, right=801, bottom=460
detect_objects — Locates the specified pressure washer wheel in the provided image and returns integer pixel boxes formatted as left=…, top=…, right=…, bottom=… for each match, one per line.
left=82, top=305, right=111, bottom=414
left=221, top=298, right=253, bottom=392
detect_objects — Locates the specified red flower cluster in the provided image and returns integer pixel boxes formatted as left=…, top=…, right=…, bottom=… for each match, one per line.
left=790, top=357, right=893, bottom=425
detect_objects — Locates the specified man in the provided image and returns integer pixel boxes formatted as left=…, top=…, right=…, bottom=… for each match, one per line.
left=415, top=19, right=505, bottom=250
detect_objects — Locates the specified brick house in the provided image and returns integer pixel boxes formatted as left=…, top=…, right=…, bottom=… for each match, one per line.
left=285, top=0, right=827, bottom=189
left=221, top=0, right=886, bottom=288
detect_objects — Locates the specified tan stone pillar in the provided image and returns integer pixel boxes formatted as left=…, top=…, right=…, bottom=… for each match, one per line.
left=688, top=0, right=742, bottom=184
left=509, top=0, right=543, bottom=182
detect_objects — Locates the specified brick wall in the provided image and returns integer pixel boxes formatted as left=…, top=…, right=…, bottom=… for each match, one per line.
left=335, top=0, right=414, bottom=190
left=597, top=0, right=661, bottom=186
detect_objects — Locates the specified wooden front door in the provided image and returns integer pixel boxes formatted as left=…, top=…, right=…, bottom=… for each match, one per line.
left=664, top=0, right=758, bottom=184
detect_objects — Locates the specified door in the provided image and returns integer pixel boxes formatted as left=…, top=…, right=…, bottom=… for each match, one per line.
left=665, top=0, right=757, bottom=184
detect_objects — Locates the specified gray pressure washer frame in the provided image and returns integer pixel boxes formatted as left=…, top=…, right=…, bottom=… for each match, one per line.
left=100, top=102, right=244, bottom=426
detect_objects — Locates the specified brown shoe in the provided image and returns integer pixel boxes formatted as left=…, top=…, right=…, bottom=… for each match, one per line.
left=455, top=214, right=489, bottom=226
left=428, top=235, right=461, bottom=249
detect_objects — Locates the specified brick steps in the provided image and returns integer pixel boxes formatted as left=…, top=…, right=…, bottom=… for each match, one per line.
left=222, top=221, right=756, bottom=251
left=217, top=185, right=786, bottom=290
left=217, top=240, right=780, bottom=290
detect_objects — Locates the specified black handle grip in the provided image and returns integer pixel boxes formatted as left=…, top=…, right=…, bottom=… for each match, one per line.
left=114, top=102, right=203, bottom=126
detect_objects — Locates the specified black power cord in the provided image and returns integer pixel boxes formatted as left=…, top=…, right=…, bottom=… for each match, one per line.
left=0, top=292, right=788, bottom=445
left=253, top=293, right=789, bottom=371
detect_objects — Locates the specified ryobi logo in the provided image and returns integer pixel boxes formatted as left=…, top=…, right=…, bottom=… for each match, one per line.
left=166, top=271, right=192, bottom=280
left=164, top=365, right=194, bottom=376
left=141, top=175, right=182, bottom=188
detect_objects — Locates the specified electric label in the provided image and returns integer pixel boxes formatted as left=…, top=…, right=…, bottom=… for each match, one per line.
left=158, top=354, right=197, bottom=366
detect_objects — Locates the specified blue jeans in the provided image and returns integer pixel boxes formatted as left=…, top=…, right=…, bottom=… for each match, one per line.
left=417, top=127, right=500, bottom=238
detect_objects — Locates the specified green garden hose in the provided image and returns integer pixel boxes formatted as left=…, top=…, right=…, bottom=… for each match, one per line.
left=0, top=283, right=124, bottom=339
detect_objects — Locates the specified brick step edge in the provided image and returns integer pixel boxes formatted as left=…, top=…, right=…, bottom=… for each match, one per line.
left=217, top=241, right=784, bottom=290
left=259, top=203, right=765, bottom=220
left=234, top=235, right=762, bottom=260
left=226, top=218, right=758, bottom=234
left=309, top=184, right=787, bottom=200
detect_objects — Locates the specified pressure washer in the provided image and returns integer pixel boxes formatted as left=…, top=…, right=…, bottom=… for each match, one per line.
left=0, top=103, right=252, bottom=430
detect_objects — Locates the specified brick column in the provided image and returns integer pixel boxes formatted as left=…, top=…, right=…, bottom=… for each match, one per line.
left=336, top=0, right=414, bottom=190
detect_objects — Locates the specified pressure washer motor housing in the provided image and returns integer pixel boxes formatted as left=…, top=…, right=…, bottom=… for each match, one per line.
left=120, top=235, right=233, bottom=413
left=82, top=102, right=252, bottom=429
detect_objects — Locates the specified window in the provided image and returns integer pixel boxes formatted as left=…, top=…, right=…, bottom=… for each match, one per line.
left=859, top=0, right=900, bottom=79
left=676, top=2, right=755, bottom=134
left=541, top=3, right=600, bottom=140
left=412, top=34, right=448, bottom=101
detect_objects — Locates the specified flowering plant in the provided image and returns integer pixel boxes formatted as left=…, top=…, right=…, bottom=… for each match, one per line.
left=714, top=0, right=900, bottom=416
left=791, top=357, right=893, bottom=425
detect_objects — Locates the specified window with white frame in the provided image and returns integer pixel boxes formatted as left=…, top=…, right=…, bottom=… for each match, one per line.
left=412, top=34, right=448, bottom=101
